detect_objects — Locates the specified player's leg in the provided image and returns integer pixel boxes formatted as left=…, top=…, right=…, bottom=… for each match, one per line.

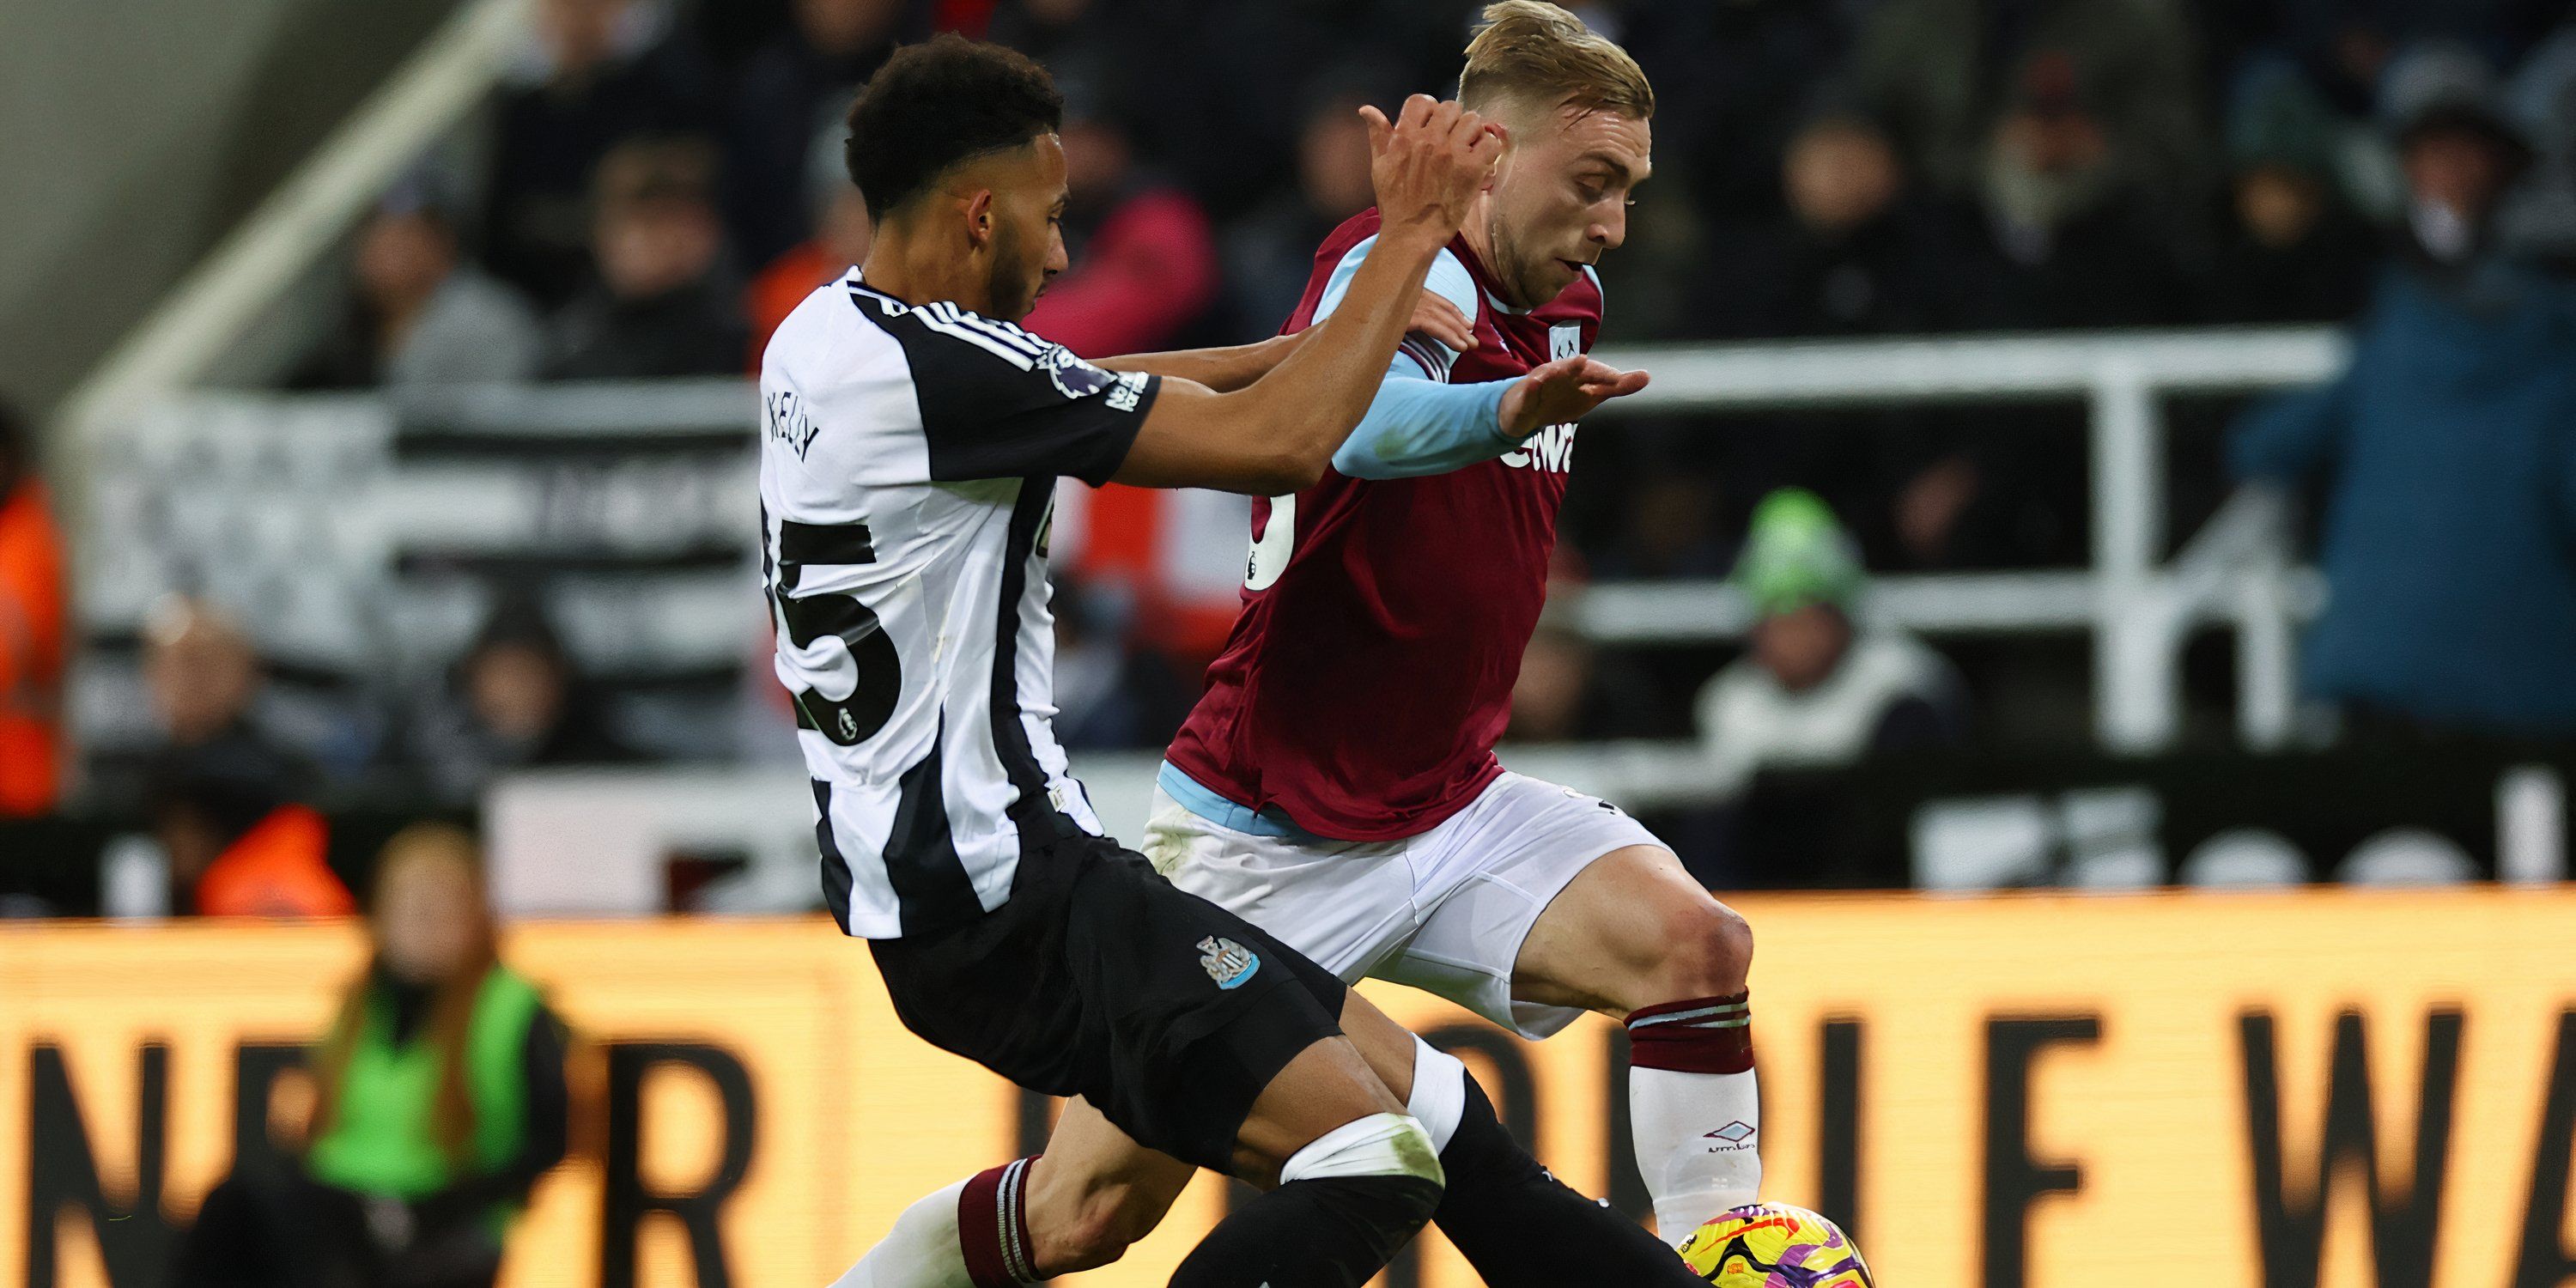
left=829, top=1098, right=1193, bottom=1287
left=1023, top=1099, right=1195, bottom=1272
left=848, top=835, right=1437, bottom=1288
left=1512, top=841, right=1761, bottom=1237
left=841, top=1036, right=1437, bottom=1288
left=1165, top=1021, right=1443, bottom=1287
left=1061, top=847, right=1443, bottom=1288
left=1148, top=784, right=1702, bottom=1279
left=1368, top=775, right=1759, bottom=1238
left=1333, top=991, right=1713, bottom=1286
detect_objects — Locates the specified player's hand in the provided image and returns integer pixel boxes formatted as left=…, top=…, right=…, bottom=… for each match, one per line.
left=1407, top=289, right=1474, bottom=352
left=1498, top=355, right=1650, bottom=439
left=1362, top=94, right=1503, bottom=246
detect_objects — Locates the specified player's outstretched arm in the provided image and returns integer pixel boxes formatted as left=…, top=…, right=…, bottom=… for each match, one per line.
left=1095, top=292, right=1474, bottom=394
left=1497, top=355, right=1651, bottom=438
left=1332, top=352, right=1652, bottom=480
left=1109, top=95, right=1500, bottom=495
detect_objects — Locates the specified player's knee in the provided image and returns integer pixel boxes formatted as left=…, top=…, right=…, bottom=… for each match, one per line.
left=1653, top=899, right=1753, bottom=999
left=1282, top=1111, right=1447, bottom=1194
left=1282, top=1113, right=1449, bottom=1241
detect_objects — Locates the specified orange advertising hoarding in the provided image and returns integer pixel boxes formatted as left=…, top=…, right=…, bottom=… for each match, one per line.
left=8, top=889, right=2576, bottom=1287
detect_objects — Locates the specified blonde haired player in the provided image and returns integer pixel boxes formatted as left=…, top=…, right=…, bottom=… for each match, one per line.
left=840, top=8, right=1749, bottom=1285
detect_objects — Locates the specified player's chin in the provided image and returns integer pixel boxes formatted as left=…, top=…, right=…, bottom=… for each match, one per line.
left=1546, top=258, right=1589, bottom=293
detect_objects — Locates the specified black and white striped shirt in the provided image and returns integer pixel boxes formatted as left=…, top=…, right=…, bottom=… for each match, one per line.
left=759, top=272, right=1160, bottom=939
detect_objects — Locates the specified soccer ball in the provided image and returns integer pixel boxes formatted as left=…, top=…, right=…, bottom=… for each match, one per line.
left=1676, top=1202, right=1874, bottom=1286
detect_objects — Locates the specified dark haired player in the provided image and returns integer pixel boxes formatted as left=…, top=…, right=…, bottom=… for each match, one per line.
left=824, top=7, right=1741, bottom=1288
left=763, top=33, right=1506, bottom=1288
left=849, top=4, right=1765, bottom=1286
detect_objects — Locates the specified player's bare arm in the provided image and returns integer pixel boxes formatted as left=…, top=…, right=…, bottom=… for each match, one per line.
left=1095, top=290, right=1474, bottom=392
left=1109, top=94, right=1500, bottom=495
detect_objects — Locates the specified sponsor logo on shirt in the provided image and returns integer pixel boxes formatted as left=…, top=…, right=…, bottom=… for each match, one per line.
left=1501, top=422, right=1579, bottom=473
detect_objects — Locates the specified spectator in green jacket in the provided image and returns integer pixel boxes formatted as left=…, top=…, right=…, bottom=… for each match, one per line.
left=172, top=825, right=569, bottom=1288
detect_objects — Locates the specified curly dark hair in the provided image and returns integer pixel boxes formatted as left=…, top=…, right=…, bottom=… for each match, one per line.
left=845, top=34, right=1064, bottom=222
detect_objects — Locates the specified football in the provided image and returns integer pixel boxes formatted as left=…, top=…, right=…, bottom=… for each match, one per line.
left=1676, top=1202, right=1874, bottom=1286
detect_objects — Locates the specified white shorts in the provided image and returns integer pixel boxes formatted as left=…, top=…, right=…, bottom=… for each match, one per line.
left=1139, top=771, right=1663, bottom=1038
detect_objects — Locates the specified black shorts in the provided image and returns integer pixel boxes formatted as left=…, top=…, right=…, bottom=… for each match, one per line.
left=869, top=830, right=1350, bottom=1173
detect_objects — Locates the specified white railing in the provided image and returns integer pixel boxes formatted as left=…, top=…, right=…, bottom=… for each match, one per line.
left=1581, top=327, right=2347, bottom=750
left=82, top=328, right=2350, bottom=767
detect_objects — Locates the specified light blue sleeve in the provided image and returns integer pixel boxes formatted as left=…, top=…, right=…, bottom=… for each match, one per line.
left=1311, top=238, right=1522, bottom=480
left=1332, top=357, right=1515, bottom=479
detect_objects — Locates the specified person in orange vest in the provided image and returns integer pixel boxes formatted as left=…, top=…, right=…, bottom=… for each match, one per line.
left=0, top=398, right=65, bottom=817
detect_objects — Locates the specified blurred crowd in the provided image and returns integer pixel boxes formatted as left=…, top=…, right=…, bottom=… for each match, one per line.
left=276, top=0, right=2576, bottom=379
left=3, top=0, right=2574, bottom=891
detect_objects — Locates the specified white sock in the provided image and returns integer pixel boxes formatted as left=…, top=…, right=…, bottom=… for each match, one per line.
left=1625, top=992, right=1762, bottom=1238
left=1629, top=1066, right=1763, bottom=1236
left=832, top=1177, right=976, bottom=1288
left=1406, top=1037, right=1469, bottom=1155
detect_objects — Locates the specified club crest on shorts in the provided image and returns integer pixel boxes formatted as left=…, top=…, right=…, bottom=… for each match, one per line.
left=1198, top=936, right=1261, bottom=990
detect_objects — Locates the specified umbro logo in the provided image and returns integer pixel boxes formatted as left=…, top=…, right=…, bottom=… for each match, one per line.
left=1705, top=1121, right=1757, bottom=1145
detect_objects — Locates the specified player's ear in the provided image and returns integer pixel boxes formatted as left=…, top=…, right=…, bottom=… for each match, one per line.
left=963, top=189, right=996, bottom=248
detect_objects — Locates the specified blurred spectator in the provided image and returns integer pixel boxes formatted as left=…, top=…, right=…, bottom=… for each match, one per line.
left=2201, top=62, right=2381, bottom=323
left=543, top=137, right=749, bottom=379
left=0, top=399, right=64, bottom=817
left=2263, top=0, right=2567, bottom=117
left=1850, top=0, right=2206, bottom=222
left=483, top=0, right=715, bottom=307
left=985, top=0, right=1110, bottom=67
left=1504, top=619, right=1667, bottom=744
left=138, top=598, right=349, bottom=917
left=744, top=114, right=874, bottom=368
left=1049, top=575, right=1190, bottom=751
left=409, top=599, right=637, bottom=804
left=2385, top=45, right=2536, bottom=267
left=1625, top=0, right=1869, bottom=232
left=296, top=187, right=543, bottom=390
left=1589, top=474, right=1735, bottom=581
left=1949, top=51, right=2196, bottom=328
left=1018, top=63, right=1221, bottom=356
left=2229, top=46, right=2576, bottom=738
left=1224, top=80, right=1386, bottom=335
left=173, top=825, right=569, bottom=1288
left=1695, top=490, right=1967, bottom=796
left=726, top=0, right=911, bottom=268
left=1698, top=110, right=1967, bottom=337
left=1016, top=64, right=1230, bottom=658
left=2502, top=25, right=2576, bottom=266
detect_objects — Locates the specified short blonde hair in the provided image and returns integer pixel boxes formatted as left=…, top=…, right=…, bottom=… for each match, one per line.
left=1460, top=2, right=1654, bottom=122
